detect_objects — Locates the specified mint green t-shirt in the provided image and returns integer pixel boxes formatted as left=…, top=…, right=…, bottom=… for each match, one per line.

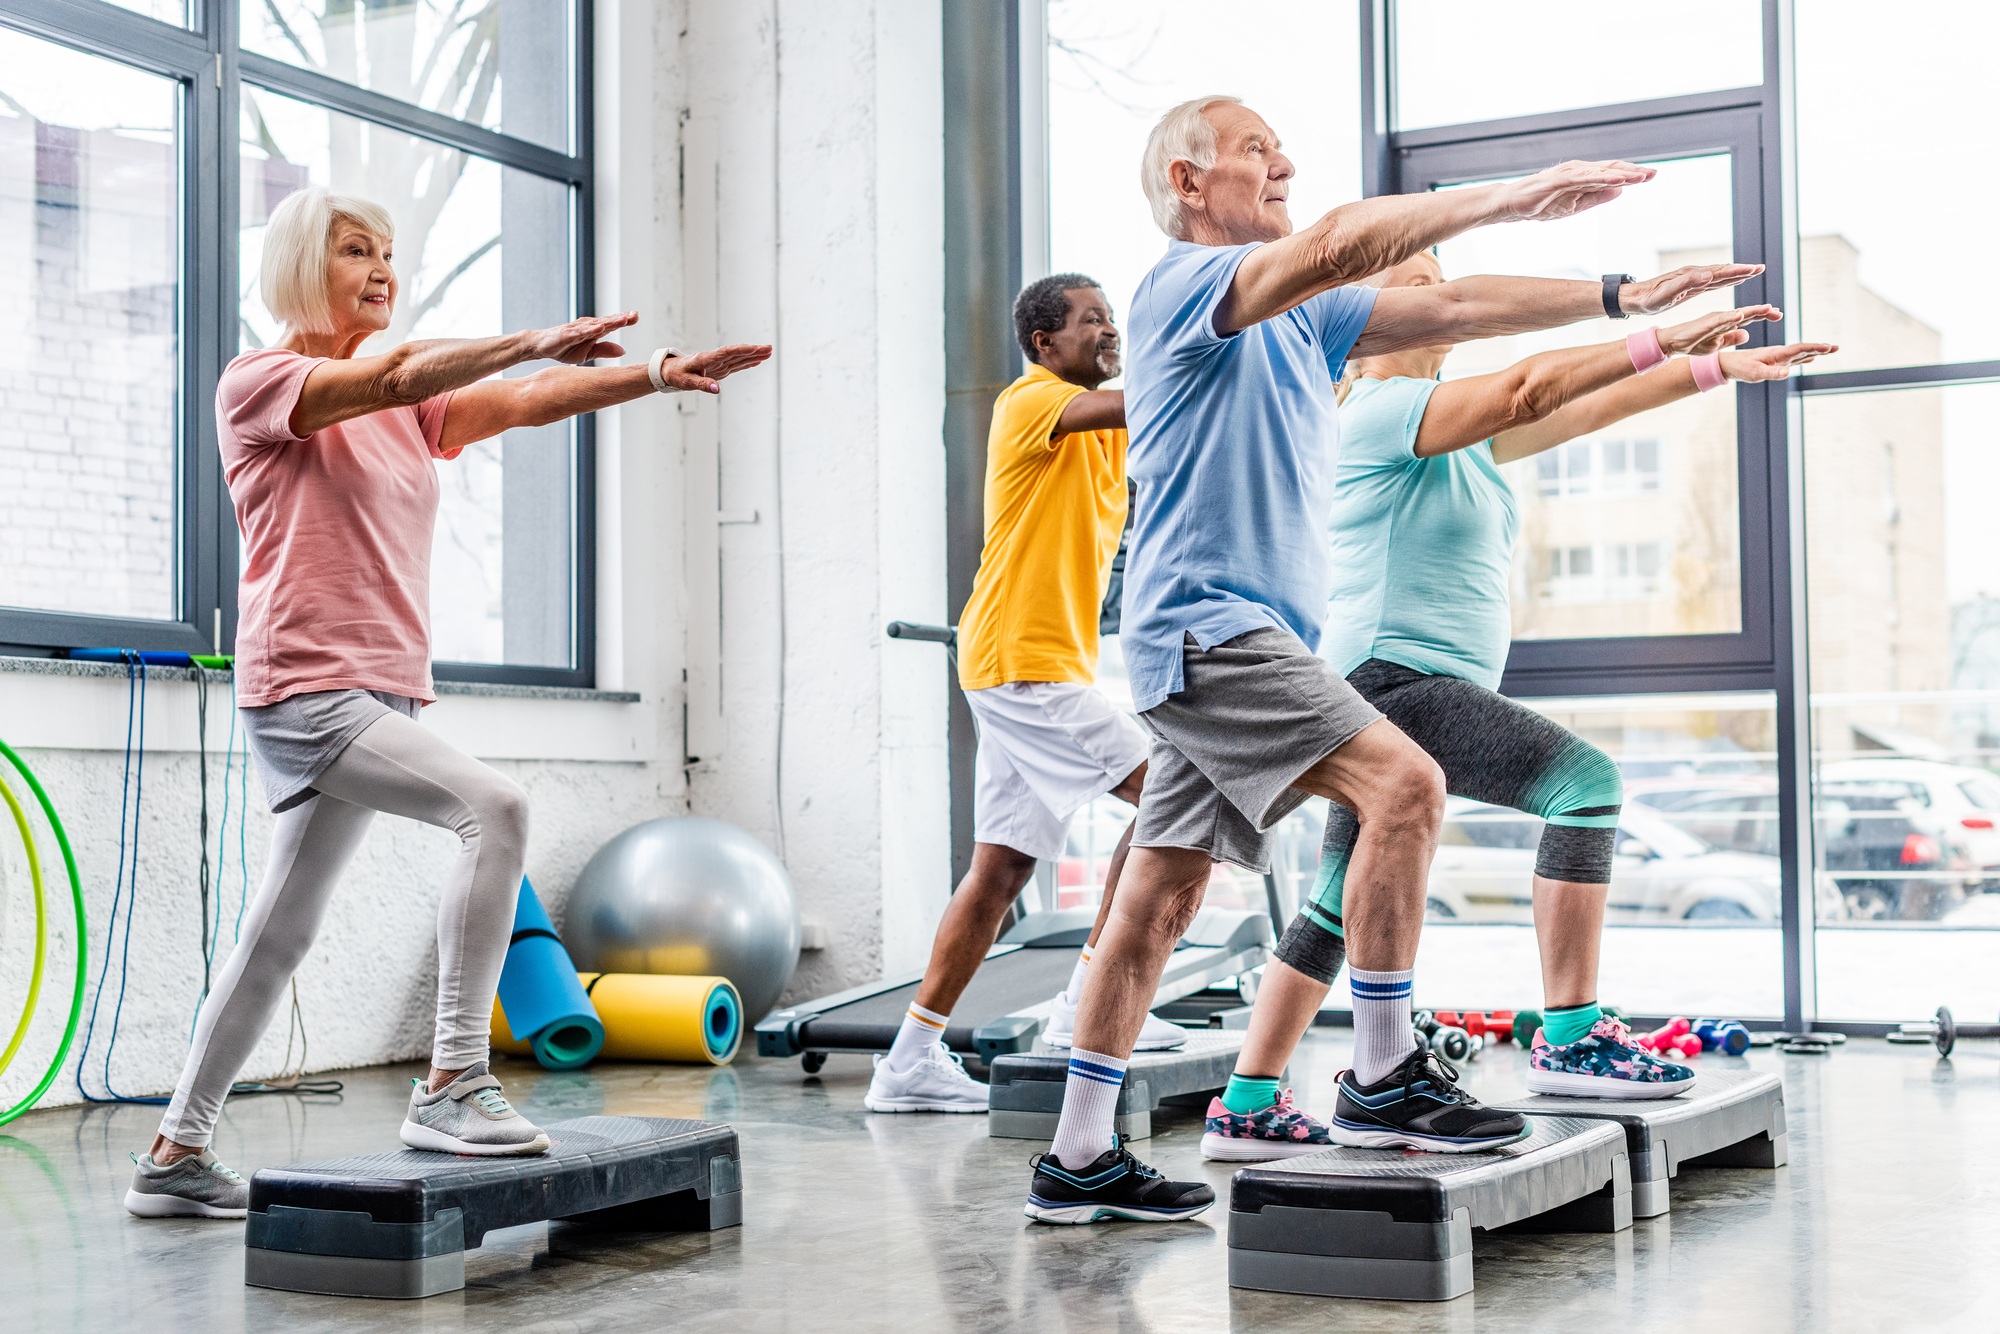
left=1321, top=375, right=1519, bottom=690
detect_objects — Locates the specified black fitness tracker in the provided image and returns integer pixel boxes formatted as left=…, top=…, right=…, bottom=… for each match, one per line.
left=1602, top=273, right=1633, bottom=320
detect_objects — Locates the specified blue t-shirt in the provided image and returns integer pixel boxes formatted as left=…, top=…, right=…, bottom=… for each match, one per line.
left=1120, top=241, right=1378, bottom=711
left=1320, top=376, right=1520, bottom=690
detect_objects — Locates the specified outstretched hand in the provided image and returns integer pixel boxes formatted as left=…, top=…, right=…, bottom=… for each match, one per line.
left=1622, top=264, right=1765, bottom=317
left=1504, top=159, right=1657, bottom=222
left=1663, top=304, right=1781, bottom=356
left=1721, top=341, right=1838, bottom=382
left=527, top=311, right=641, bottom=364
left=655, top=342, right=775, bottom=394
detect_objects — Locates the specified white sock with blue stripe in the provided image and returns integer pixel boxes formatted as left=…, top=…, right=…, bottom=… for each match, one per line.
left=1048, top=1047, right=1128, bottom=1171
left=1349, top=966, right=1418, bottom=1085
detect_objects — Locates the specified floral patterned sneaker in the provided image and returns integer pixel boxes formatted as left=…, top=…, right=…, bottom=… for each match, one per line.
left=1527, top=1015, right=1698, bottom=1100
left=1201, top=1088, right=1337, bottom=1161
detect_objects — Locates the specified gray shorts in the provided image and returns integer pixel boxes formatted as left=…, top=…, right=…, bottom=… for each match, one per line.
left=240, top=688, right=422, bottom=812
left=1133, top=628, right=1383, bottom=872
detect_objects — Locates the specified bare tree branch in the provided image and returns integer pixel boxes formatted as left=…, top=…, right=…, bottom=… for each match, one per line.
left=261, top=0, right=317, bottom=66
left=402, top=232, right=500, bottom=330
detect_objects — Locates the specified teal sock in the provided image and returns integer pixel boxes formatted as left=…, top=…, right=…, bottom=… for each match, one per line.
left=1542, top=1001, right=1602, bottom=1047
left=1221, top=1074, right=1281, bottom=1115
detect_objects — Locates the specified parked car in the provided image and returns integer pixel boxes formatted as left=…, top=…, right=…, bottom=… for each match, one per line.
left=1628, top=773, right=1968, bottom=921
left=1819, top=758, right=2000, bottom=888
left=1425, top=798, right=1784, bottom=923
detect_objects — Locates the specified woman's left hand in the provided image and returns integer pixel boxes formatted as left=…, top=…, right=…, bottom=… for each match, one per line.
left=1720, top=341, right=1839, bottom=381
left=655, top=342, right=775, bottom=395
left=1663, top=304, right=1781, bottom=356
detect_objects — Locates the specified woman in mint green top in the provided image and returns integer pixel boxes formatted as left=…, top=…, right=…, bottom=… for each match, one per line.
left=1209, top=251, right=1833, bottom=1137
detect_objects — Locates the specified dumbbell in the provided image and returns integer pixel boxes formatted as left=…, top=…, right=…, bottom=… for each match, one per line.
left=1887, top=1006, right=1956, bottom=1058
left=1413, top=1010, right=1480, bottom=1062
left=1692, top=1017, right=1752, bottom=1056
left=1512, top=1008, right=1542, bottom=1048
left=1441, top=1011, right=1516, bottom=1045
left=1639, top=1017, right=1702, bottom=1060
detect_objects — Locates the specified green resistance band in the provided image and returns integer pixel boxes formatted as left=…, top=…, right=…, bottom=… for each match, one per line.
left=0, top=738, right=85, bottom=1128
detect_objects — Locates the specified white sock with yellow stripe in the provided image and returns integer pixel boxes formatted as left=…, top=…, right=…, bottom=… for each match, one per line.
left=885, top=1002, right=950, bottom=1072
left=1063, top=945, right=1094, bottom=1006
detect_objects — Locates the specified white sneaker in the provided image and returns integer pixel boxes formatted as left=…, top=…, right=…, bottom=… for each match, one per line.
left=1042, top=990, right=1190, bottom=1052
left=864, top=1042, right=990, bottom=1113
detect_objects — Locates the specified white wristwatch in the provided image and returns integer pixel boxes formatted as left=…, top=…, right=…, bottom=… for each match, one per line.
left=647, top=347, right=686, bottom=392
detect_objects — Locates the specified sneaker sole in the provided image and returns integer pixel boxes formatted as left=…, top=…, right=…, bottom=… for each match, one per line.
left=1525, top=1068, right=1699, bottom=1100
left=1200, top=1131, right=1333, bottom=1162
left=1023, top=1197, right=1212, bottom=1225
left=1329, top=1119, right=1534, bottom=1154
left=123, top=1188, right=246, bottom=1220
left=399, top=1120, right=553, bottom=1156
left=863, top=1096, right=988, bottom=1114
left=1042, top=1033, right=1188, bottom=1053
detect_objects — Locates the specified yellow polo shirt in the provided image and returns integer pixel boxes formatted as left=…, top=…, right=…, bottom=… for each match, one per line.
left=955, top=364, right=1128, bottom=690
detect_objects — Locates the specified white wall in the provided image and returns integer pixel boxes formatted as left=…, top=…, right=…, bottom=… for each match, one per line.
left=0, top=0, right=950, bottom=1115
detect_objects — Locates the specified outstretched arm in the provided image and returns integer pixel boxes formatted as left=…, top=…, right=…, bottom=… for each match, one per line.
left=288, top=312, right=639, bottom=436
left=1352, top=262, right=1764, bottom=358
left=1489, top=338, right=1836, bottom=463
left=1410, top=306, right=1778, bottom=458
left=1053, top=390, right=1124, bottom=436
left=439, top=342, right=774, bottom=451
left=1216, top=159, right=1656, bottom=335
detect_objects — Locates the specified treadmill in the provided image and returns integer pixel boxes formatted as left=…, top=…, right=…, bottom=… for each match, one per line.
left=754, top=904, right=1275, bottom=1072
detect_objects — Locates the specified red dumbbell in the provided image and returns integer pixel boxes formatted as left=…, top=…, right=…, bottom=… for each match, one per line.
left=1487, top=1011, right=1516, bottom=1044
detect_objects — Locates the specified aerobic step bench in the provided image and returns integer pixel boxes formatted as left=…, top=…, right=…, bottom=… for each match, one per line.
left=244, top=1116, right=740, bottom=1298
left=986, top=1030, right=1258, bottom=1140
left=1481, top=1065, right=1786, bottom=1217
left=1228, top=1117, right=1630, bottom=1302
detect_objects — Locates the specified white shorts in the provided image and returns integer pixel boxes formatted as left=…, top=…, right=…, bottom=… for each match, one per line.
left=965, top=682, right=1151, bottom=862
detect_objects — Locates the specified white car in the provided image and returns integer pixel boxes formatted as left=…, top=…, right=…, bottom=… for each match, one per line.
left=1818, top=758, right=2000, bottom=887
left=1426, top=798, right=1784, bottom=923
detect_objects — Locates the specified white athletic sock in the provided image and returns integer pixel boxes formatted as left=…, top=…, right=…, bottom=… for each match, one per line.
left=1062, top=944, right=1094, bottom=1005
left=1349, top=966, right=1418, bottom=1085
left=1048, top=1047, right=1128, bottom=1170
left=885, top=1002, right=948, bottom=1072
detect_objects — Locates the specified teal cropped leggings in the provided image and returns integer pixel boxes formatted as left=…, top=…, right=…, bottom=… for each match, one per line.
left=1276, top=658, right=1624, bottom=984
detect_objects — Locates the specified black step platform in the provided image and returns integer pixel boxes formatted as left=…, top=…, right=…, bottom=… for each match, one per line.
left=1228, top=1118, right=1629, bottom=1302
left=986, top=1030, right=1255, bottom=1141
left=1480, top=1063, right=1786, bottom=1217
left=244, top=1116, right=741, bottom=1299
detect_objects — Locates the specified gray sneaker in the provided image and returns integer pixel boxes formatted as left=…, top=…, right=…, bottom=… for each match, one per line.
left=125, top=1149, right=250, bottom=1219
left=399, top=1062, right=551, bottom=1156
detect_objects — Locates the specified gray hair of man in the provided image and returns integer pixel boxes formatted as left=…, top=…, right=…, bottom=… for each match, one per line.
left=1139, top=94, right=1243, bottom=239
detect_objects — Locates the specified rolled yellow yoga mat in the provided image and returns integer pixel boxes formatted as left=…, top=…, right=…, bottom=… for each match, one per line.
left=495, top=972, right=742, bottom=1066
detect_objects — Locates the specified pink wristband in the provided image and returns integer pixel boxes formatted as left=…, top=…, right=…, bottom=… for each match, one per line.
left=1625, top=328, right=1667, bottom=373
left=1690, top=351, right=1727, bottom=392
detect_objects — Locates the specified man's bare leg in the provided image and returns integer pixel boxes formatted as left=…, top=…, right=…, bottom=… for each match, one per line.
left=1064, top=844, right=1214, bottom=1072
left=910, top=842, right=1039, bottom=1018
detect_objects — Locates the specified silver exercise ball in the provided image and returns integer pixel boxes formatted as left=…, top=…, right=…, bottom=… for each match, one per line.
left=565, top=816, right=802, bottom=1021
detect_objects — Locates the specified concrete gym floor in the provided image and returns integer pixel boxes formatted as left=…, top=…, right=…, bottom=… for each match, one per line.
left=3, top=1032, right=1997, bottom=1333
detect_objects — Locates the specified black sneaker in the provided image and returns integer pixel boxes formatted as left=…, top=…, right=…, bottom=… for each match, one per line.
left=1330, top=1046, right=1532, bottom=1153
left=1023, top=1138, right=1215, bottom=1224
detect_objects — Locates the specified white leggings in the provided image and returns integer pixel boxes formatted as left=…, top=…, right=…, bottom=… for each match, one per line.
left=158, top=711, right=528, bottom=1147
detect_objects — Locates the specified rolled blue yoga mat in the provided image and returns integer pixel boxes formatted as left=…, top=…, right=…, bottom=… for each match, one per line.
left=494, top=878, right=605, bottom=1070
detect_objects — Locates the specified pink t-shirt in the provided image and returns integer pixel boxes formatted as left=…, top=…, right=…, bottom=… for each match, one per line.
left=217, top=347, right=461, bottom=707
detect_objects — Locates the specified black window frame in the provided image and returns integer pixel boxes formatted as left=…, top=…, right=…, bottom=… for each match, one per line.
left=0, top=0, right=597, bottom=689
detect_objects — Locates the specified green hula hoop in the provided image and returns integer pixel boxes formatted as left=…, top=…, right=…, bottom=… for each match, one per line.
left=0, top=768, right=46, bottom=1077
left=0, top=737, right=85, bottom=1128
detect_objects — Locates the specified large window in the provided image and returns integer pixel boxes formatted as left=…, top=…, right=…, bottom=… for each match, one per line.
left=0, top=0, right=592, bottom=683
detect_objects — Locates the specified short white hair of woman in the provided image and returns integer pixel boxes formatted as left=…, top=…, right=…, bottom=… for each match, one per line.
left=1140, top=94, right=1241, bottom=239
left=260, top=186, right=397, bottom=334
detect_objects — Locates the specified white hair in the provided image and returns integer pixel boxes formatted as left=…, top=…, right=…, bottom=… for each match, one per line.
left=1140, top=95, right=1241, bottom=239
left=260, top=186, right=396, bottom=334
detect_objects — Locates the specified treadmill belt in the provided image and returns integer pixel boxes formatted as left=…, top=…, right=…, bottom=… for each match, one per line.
left=797, top=947, right=1080, bottom=1052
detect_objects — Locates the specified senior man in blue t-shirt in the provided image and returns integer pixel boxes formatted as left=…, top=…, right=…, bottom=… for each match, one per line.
left=1024, top=94, right=1762, bottom=1225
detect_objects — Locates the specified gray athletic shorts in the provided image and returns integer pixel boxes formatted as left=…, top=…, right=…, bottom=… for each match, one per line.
left=240, top=688, right=422, bottom=813
left=1133, top=628, right=1383, bottom=872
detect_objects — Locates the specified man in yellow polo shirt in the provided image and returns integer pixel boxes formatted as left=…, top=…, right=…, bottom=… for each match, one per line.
left=867, top=274, right=1191, bottom=1115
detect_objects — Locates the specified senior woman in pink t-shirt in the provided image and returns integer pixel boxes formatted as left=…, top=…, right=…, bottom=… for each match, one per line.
left=126, top=187, right=769, bottom=1219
